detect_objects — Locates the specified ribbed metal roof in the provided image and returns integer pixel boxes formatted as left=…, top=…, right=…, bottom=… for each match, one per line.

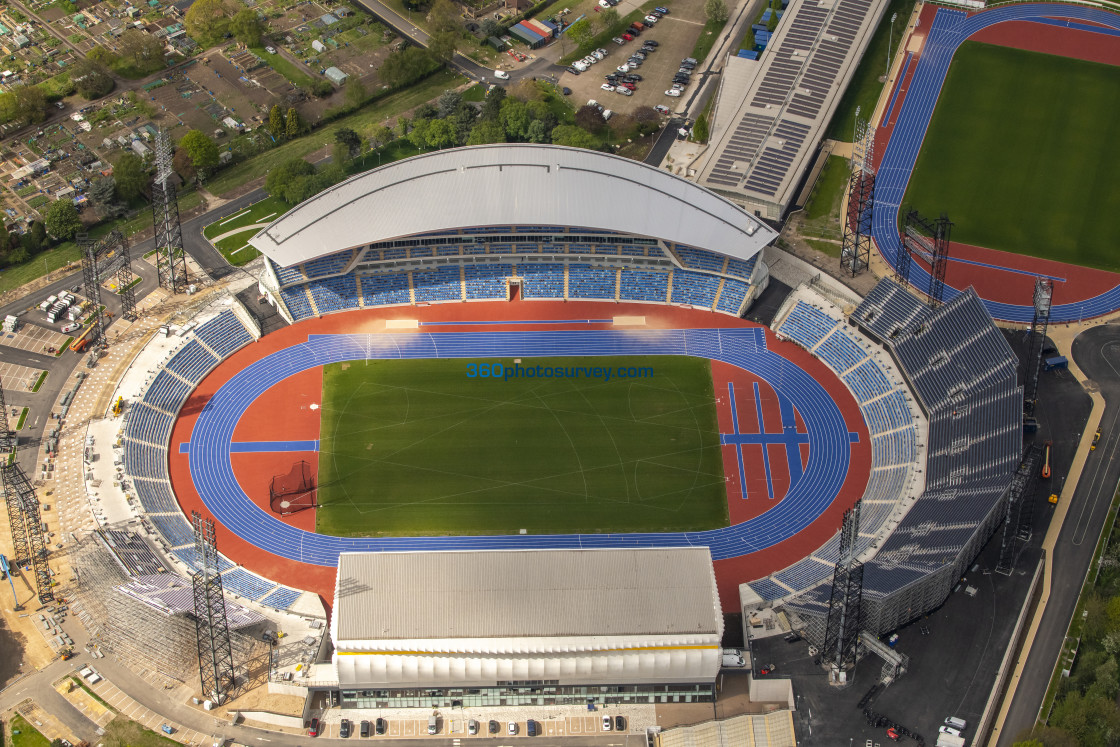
left=249, top=144, right=776, bottom=267
left=334, top=548, right=721, bottom=641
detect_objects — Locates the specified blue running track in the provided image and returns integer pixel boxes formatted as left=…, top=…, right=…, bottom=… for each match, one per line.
left=873, top=4, right=1120, bottom=323
left=184, top=328, right=859, bottom=566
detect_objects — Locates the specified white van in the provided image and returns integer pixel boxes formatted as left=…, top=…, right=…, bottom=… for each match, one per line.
left=427, top=714, right=438, bottom=735
left=944, top=717, right=967, bottom=730
left=721, top=649, right=746, bottom=667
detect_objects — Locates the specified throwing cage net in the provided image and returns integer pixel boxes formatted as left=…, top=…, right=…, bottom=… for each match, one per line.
left=269, top=460, right=317, bottom=515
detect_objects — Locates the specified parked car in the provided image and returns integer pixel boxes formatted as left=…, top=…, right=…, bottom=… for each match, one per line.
left=644, top=15, right=658, bottom=23
left=617, top=64, right=630, bottom=72
left=527, top=721, right=537, bottom=737
left=645, top=39, right=660, bottom=45
left=655, top=6, right=669, bottom=13
left=655, top=104, right=671, bottom=114
left=61, top=322, right=80, bottom=333
left=592, top=50, right=605, bottom=60
left=602, top=716, right=612, bottom=731
left=494, top=69, right=510, bottom=79
left=508, top=722, right=518, bottom=735
left=469, top=720, right=479, bottom=735
left=601, top=83, right=615, bottom=91
left=567, top=66, right=581, bottom=74
left=376, top=718, right=387, bottom=735
left=265, top=45, right=277, bottom=53
left=615, top=87, right=632, bottom=96
left=340, top=719, right=352, bottom=738
left=613, top=36, right=625, bottom=44
left=621, top=32, right=633, bottom=40
left=360, top=721, right=371, bottom=738
left=618, top=81, right=635, bottom=90
left=615, top=716, right=626, bottom=731
left=489, top=721, right=500, bottom=734
left=665, top=89, right=682, bottom=96
left=561, top=86, right=571, bottom=95
left=309, top=718, right=320, bottom=737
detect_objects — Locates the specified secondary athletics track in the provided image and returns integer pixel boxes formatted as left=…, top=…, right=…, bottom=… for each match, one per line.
left=167, top=303, right=870, bottom=610
left=872, top=3, right=1120, bottom=324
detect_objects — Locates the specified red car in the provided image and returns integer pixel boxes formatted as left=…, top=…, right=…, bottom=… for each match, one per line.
left=618, top=82, right=635, bottom=90
left=308, top=718, right=320, bottom=737
left=621, top=32, right=633, bottom=40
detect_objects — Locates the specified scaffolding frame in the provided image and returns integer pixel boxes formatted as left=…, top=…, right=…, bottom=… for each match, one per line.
left=901, top=211, right=952, bottom=307
left=821, top=501, right=864, bottom=684
left=995, top=445, right=1042, bottom=575
left=191, top=511, right=237, bottom=704
left=840, top=115, right=875, bottom=277
left=153, top=130, right=189, bottom=294
left=1023, top=278, right=1053, bottom=420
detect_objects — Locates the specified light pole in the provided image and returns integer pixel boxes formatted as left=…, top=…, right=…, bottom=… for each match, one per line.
left=886, top=12, right=898, bottom=80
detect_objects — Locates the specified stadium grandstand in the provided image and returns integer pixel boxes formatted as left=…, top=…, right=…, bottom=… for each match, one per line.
left=695, top=0, right=891, bottom=219
left=247, top=145, right=779, bottom=323
left=118, top=303, right=310, bottom=613
left=748, top=279, right=1022, bottom=641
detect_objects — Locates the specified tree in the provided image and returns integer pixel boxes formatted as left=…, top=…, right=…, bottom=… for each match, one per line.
left=481, top=18, right=502, bottom=37
left=185, top=0, right=237, bottom=43
left=396, top=116, right=411, bottom=138
left=466, top=119, right=504, bottom=145
left=370, top=125, right=394, bottom=150
left=113, top=152, right=147, bottom=202
left=428, top=31, right=458, bottom=65
left=12, top=85, right=48, bottom=125
left=265, top=158, right=316, bottom=202
left=29, top=221, right=47, bottom=252
left=268, top=104, right=285, bottom=139
left=596, top=7, right=619, bottom=33
left=285, top=107, right=303, bottom=138
left=526, top=119, right=548, bottom=144
left=632, top=106, right=660, bottom=136
left=705, top=0, right=728, bottom=23
left=413, top=102, right=438, bottom=121
left=437, top=90, right=462, bottom=118
left=72, top=58, right=114, bottom=99
left=766, top=11, right=778, bottom=31
left=44, top=200, right=81, bottom=241
left=575, top=104, right=606, bottom=132
left=88, top=176, right=123, bottom=218
left=480, top=85, right=506, bottom=120
left=499, top=98, right=530, bottom=141
left=408, top=118, right=430, bottom=150
left=426, top=0, right=460, bottom=34
left=378, top=46, right=438, bottom=88
left=86, top=46, right=118, bottom=68
left=117, top=28, right=167, bottom=75
left=692, top=112, right=709, bottom=143
left=335, top=128, right=361, bottom=160
left=173, top=148, right=196, bottom=183
left=567, top=18, right=593, bottom=48
left=230, top=8, right=264, bottom=47
left=344, top=78, right=367, bottom=110
left=180, top=130, right=220, bottom=176
left=550, top=124, right=597, bottom=148
left=425, top=118, right=456, bottom=149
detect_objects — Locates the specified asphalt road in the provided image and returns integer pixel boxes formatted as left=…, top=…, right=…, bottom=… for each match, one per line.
left=998, top=324, right=1120, bottom=744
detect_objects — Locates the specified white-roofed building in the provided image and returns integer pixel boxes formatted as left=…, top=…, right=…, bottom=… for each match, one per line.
left=249, top=145, right=778, bottom=324
left=330, top=547, right=723, bottom=708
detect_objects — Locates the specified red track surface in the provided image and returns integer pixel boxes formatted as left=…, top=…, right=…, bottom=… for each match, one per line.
left=872, top=3, right=1120, bottom=313
left=168, top=301, right=869, bottom=612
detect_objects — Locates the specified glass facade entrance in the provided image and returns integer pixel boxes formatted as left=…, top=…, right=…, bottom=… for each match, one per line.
left=338, top=683, right=714, bottom=709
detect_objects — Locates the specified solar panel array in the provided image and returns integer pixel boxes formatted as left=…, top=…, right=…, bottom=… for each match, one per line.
left=704, top=0, right=882, bottom=201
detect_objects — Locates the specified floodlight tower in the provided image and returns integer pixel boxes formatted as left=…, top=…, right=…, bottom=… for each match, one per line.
left=191, top=511, right=236, bottom=705
left=840, top=108, right=876, bottom=277
left=152, top=130, right=189, bottom=294
left=1023, top=277, right=1053, bottom=420
left=821, top=501, right=864, bottom=685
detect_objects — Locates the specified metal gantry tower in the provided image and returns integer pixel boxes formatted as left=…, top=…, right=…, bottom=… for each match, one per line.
left=995, top=445, right=1042, bottom=575
left=152, top=130, right=188, bottom=294
left=1023, top=277, right=1053, bottom=420
left=821, top=501, right=864, bottom=685
left=840, top=111, right=876, bottom=277
left=191, top=511, right=236, bottom=705
left=901, top=210, right=952, bottom=307
left=79, top=231, right=136, bottom=353
left=0, top=378, right=53, bottom=605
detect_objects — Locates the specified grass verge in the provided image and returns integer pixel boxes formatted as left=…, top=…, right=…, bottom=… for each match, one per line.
left=15, top=407, right=27, bottom=429
left=203, top=196, right=290, bottom=239
left=71, top=676, right=113, bottom=710
left=690, top=17, right=727, bottom=63
left=316, top=355, right=727, bottom=536
left=798, top=154, right=849, bottom=240
left=205, top=70, right=462, bottom=197
left=9, top=714, right=50, bottom=747
left=102, top=717, right=180, bottom=747
left=214, top=230, right=262, bottom=266
left=825, top=0, right=913, bottom=141
left=30, top=371, right=47, bottom=392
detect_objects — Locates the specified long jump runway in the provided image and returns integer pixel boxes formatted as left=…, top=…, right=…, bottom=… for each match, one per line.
left=873, top=3, right=1120, bottom=323
left=181, top=327, right=856, bottom=567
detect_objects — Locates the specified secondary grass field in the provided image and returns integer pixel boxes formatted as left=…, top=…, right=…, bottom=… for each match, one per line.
left=315, top=356, right=728, bottom=537
left=903, top=42, right=1120, bottom=270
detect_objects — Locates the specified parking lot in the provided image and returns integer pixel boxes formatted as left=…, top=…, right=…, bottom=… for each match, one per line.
left=0, top=322, right=71, bottom=355
left=0, top=361, right=47, bottom=393
left=557, top=0, right=711, bottom=115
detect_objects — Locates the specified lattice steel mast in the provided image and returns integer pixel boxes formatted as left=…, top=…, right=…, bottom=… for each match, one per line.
left=1023, top=277, right=1053, bottom=420
left=840, top=109, right=876, bottom=277
left=996, top=445, right=1041, bottom=575
left=152, top=130, right=188, bottom=294
left=821, top=501, right=864, bottom=685
left=0, top=378, right=53, bottom=605
left=191, top=511, right=236, bottom=704
left=901, top=210, right=952, bottom=307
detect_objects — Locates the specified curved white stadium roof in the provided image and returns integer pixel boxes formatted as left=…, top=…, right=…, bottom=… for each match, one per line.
left=249, top=144, right=777, bottom=267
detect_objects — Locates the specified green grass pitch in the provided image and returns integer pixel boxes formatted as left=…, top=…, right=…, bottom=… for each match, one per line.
left=315, top=356, right=729, bottom=537
left=902, top=42, right=1120, bottom=271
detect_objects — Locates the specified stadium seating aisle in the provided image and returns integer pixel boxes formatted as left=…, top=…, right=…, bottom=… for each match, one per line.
left=144, top=372, right=192, bottom=413
left=670, top=270, right=721, bottom=308
left=125, top=403, right=174, bottom=446
left=816, top=329, right=868, bottom=372
left=166, top=340, right=219, bottom=383
left=134, top=479, right=180, bottom=514
left=715, top=279, right=749, bottom=315
left=567, top=264, right=616, bottom=299
left=619, top=269, right=669, bottom=302
left=308, top=275, right=360, bottom=315
left=775, top=301, right=839, bottom=348
left=521, top=264, right=565, bottom=298
left=464, top=264, right=513, bottom=300
left=280, top=285, right=315, bottom=321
